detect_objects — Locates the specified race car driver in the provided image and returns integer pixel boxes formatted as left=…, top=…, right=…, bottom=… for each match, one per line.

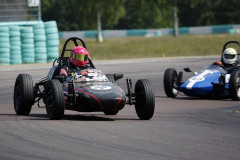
left=214, top=48, right=239, bottom=72
left=60, top=46, right=90, bottom=79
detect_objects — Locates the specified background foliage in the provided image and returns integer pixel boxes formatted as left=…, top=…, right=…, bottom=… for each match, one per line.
left=41, top=0, right=240, bottom=31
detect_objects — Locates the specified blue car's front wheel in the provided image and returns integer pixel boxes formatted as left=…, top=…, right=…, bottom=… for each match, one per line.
left=164, top=68, right=179, bottom=97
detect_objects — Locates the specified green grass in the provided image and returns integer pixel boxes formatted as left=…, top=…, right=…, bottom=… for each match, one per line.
left=59, top=34, right=240, bottom=60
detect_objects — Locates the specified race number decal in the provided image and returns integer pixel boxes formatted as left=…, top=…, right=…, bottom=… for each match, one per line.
left=186, top=70, right=213, bottom=89
left=189, top=76, right=205, bottom=82
left=90, top=85, right=111, bottom=90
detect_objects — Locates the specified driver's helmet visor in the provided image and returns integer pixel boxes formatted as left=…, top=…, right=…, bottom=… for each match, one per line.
left=71, top=52, right=88, bottom=61
left=224, top=54, right=236, bottom=59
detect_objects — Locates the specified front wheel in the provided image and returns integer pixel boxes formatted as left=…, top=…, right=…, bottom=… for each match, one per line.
left=44, top=79, right=65, bottom=119
left=163, top=68, right=179, bottom=97
left=13, top=74, right=34, bottom=115
left=229, top=70, right=240, bottom=100
left=134, top=79, right=155, bottom=120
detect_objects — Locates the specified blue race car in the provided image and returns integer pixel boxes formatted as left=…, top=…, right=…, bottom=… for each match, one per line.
left=163, top=41, right=240, bottom=100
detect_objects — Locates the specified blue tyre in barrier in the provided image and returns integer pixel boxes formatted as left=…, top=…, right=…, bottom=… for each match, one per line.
left=46, top=40, right=59, bottom=46
left=35, top=47, right=47, bottom=54
left=44, top=21, right=57, bottom=28
left=0, top=53, right=10, bottom=65
left=21, top=39, right=34, bottom=44
left=10, top=36, right=21, bottom=41
left=45, top=28, right=58, bottom=34
left=21, top=44, right=34, bottom=49
left=34, top=35, right=46, bottom=41
left=11, top=55, right=22, bottom=64
left=46, top=33, right=59, bottom=40
left=35, top=53, right=47, bottom=63
left=9, top=26, right=20, bottom=31
left=21, top=27, right=33, bottom=33
left=35, top=41, right=46, bottom=47
left=0, top=32, right=9, bottom=37
left=10, top=31, right=21, bottom=37
left=47, top=47, right=59, bottom=52
left=22, top=57, right=35, bottom=64
left=33, top=23, right=45, bottom=29
left=0, top=48, right=10, bottom=54
left=0, top=37, right=10, bottom=43
left=10, top=41, right=21, bottom=46
left=0, top=58, right=10, bottom=65
left=0, top=43, right=10, bottom=48
left=0, top=27, right=9, bottom=32
left=33, top=29, right=45, bottom=35
left=47, top=52, right=59, bottom=58
left=21, top=33, right=34, bottom=39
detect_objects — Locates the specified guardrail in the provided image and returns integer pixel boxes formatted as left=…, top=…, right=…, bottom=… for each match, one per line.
left=59, top=24, right=240, bottom=39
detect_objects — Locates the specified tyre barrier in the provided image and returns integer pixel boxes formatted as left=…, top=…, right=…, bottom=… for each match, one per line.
left=0, top=27, right=10, bottom=65
left=10, top=26, right=21, bottom=64
left=33, top=22, right=47, bottom=63
left=0, top=21, right=59, bottom=65
left=21, top=27, right=35, bottom=64
left=45, top=21, right=59, bottom=63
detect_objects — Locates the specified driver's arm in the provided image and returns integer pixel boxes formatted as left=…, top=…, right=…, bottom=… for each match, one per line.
left=60, top=65, right=68, bottom=79
left=213, top=60, right=223, bottom=66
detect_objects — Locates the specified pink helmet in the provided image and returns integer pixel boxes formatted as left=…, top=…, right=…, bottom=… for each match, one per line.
left=69, top=46, right=89, bottom=67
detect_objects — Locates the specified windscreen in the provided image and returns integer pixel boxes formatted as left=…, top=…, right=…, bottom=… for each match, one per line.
left=200, top=64, right=226, bottom=74
left=72, top=69, right=108, bottom=82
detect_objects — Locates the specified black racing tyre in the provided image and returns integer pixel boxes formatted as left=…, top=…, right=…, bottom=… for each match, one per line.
left=104, top=110, right=119, bottom=115
left=164, top=68, right=179, bottom=97
left=13, top=74, right=34, bottom=115
left=106, top=74, right=118, bottom=85
left=44, top=79, right=65, bottom=120
left=229, top=70, right=240, bottom=100
left=134, top=79, right=155, bottom=120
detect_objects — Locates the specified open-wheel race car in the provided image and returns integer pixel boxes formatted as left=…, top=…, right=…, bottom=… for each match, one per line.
left=14, top=37, right=155, bottom=120
left=164, top=41, right=240, bottom=100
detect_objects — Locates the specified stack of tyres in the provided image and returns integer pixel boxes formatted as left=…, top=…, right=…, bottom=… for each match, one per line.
left=33, top=22, right=47, bottom=63
left=9, top=26, right=22, bottom=64
left=0, top=27, right=10, bottom=65
left=21, top=27, right=35, bottom=64
left=45, top=21, right=59, bottom=63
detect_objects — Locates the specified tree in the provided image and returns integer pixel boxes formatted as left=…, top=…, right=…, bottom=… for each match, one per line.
left=42, top=0, right=125, bottom=31
left=115, top=0, right=172, bottom=29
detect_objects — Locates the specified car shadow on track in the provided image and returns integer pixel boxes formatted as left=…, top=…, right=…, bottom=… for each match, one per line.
left=0, top=113, right=139, bottom=121
left=156, top=95, right=233, bottom=101
left=11, top=113, right=138, bottom=121
left=62, top=114, right=115, bottom=121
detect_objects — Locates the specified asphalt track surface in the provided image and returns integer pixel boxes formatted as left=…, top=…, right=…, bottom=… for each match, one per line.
left=0, top=56, right=240, bottom=160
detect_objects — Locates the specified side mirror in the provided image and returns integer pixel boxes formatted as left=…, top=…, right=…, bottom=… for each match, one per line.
left=114, top=73, right=123, bottom=81
left=183, top=68, right=197, bottom=75
left=184, top=68, right=192, bottom=72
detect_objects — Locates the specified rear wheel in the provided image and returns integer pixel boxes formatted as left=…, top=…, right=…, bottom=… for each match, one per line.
left=44, top=79, right=65, bottom=119
left=229, top=70, right=240, bottom=100
left=13, top=74, right=34, bottom=115
left=164, top=68, right=179, bottom=97
left=134, top=79, right=155, bottom=120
